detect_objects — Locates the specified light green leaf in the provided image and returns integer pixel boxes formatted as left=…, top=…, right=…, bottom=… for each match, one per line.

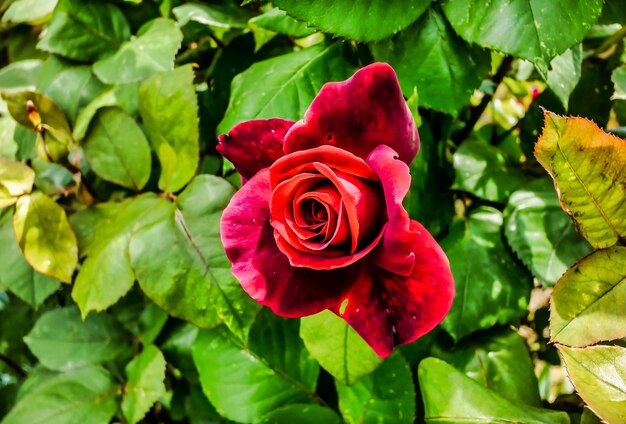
left=419, top=357, right=570, bottom=423
left=1, top=366, right=118, bottom=424
left=13, top=192, right=78, bottom=283
left=1, top=0, right=58, bottom=24
left=550, top=247, right=626, bottom=347
left=218, top=43, right=355, bottom=134
left=336, top=353, right=415, bottom=424
left=371, top=9, right=490, bottom=115
left=442, top=0, right=603, bottom=69
left=173, top=2, right=252, bottom=29
left=259, top=405, right=342, bottom=424
left=300, top=310, right=382, bottom=385
left=558, top=344, right=626, bottom=424
left=83, top=107, right=151, bottom=190
left=122, top=345, right=166, bottom=424
left=612, top=65, right=626, bottom=101
left=0, top=157, right=34, bottom=197
left=440, top=207, right=531, bottom=341
left=192, top=311, right=320, bottom=423
left=71, top=194, right=163, bottom=317
left=37, top=0, right=130, bottom=62
left=504, top=180, right=592, bottom=286
left=138, top=64, right=199, bottom=193
left=432, top=328, right=541, bottom=407
left=37, top=56, right=105, bottom=122
left=535, top=111, right=626, bottom=248
left=0, top=116, right=19, bottom=160
left=0, top=60, right=42, bottom=90
left=249, top=7, right=315, bottom=38
left=273, top=0, right=431, bottom=41
left=24, top=306, right=131, bottom=370
left=130, top=176, right=259, bottom=340
left=93, top=18, right=182, bottom=84
left=0, top=212, right=59, bottom=308
left=452, top=138, right=528, bottom=202
left=544, top=44, right=582, bottom=109
left=2, top=90, right=71, bottom=138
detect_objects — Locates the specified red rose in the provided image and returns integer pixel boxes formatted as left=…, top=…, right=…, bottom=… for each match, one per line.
left=218, top=63, right=454, bottom=357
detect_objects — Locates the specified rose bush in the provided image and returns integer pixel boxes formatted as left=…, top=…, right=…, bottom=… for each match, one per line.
left=218, top=63, right=455, bottom=356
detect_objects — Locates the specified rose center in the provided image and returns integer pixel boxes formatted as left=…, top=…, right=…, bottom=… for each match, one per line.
left=303, top=198, right=329, bottom=224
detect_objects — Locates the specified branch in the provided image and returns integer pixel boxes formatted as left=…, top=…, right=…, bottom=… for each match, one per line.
left=454, top=55, right=514, bottom=144
left=0, top=353, right=26, bottom=378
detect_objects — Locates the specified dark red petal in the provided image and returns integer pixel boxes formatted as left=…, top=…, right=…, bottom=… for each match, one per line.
left=366, top=144, right=417, bottom=276
left=283, top=63, right=419, bottom=164
left=220, top=169, right=355, bottom=317
left=332, top=220, right=455, bottom=358
left=217, top=119, right=295, bottom=181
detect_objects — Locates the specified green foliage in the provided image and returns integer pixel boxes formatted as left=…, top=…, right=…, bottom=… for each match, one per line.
left=0, top=0, right=624, bottom=422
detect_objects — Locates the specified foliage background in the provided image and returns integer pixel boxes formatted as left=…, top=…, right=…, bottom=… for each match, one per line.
left=0, top=0, right=625, bottom=422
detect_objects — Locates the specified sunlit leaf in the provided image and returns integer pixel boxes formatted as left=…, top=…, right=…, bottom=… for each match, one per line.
left=122, top=345, right=166, bottom=424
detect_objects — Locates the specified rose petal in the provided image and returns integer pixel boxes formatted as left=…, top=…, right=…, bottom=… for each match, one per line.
left=283, top=63, right=419, bottom=164
left=217, top=119, right=294, bottom=181
left=333, top=220, right=455, bottom=357
left=220, top=169, right=356, bottom=317
left=366, top=144, right=417, bottom=276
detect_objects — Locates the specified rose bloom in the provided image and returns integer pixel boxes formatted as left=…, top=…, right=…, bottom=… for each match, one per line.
left=218, top=63, right=454, bottom=357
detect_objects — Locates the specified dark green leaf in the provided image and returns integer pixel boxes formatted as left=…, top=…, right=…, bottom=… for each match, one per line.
left=249, top=7, right=315, bottom=38
left=93, top=18, right=182, bottom=84
left=1, top=366, right=118, bottom=424
left=550, top=247, right=626, bottom=347
left=419, top=357, right=570, bottom=423
left=440, top=207, right=531, bottom=340
left=24, top=306, right=132, bottom=370
left=336, top=353, right=415, bottom=424
left=442, top=0, right=603, bottom=69
left=218, top=43, right=355, bottom=134
left=300, top=310, right=382, bottom=385
left=504, top=180, right=592, bottom=286
left=37, top=0, right=130, bottom=62
left=192, top=312, right=319, bottom=423
left=13, top=191, right=78, bottom=283
left=173, top=3, right=252, bottom=29
left=432, top=328, right=541, bottom=406
left=273, top=0, right=431, bottom=41
left=371, top=9, right=490, bottom=115
left=138, top=64, right=199, bottom=193
left=83, top=107, right=151, bottom=190
left=122, top=345, right=166, bottom=424
left=568, top=60, right=613, bottom=127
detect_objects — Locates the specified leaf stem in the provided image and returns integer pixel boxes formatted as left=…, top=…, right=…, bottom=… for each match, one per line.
left=0, top=353, right=26, bottom=378
left=455, top=55, right=514, bottom=144
left=585, top=25, right=626, bottom=59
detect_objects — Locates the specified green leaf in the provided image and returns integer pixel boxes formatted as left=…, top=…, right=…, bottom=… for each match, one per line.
left=418, top=357, right=570, bottom=423
left=138, top=64, right=199, bottom=193
left=273, top=0, right=431, bottom=41
left=13, top=192, right=77, bottom=283
left=0, top=60, right=42, bottom=90
left=0, top=117, right=19, bottom=160
left=336, top=353, right=415, bottom=424
left=441, top=0, right=603, bottom=70
left=173, top=3, right=253, bottom=29
left=130, top=176, right=260, bottom=340
left=0, top=212, right=59, bottom=308
left=218, top=43, right=355, bottom=134
left=568, top=60, right=613, bottom=127
left=71, top=194, right=163, bottom=317
left=122, top=345, right=167, bottom=424
left=37, top=56, right=105, bottom=123
left=612, top=64, right=626, bottom=101
left=24, top=306, right=132, bottom=370
left=544, top=44, right=582, bottom=109
left=93, top=18, right=182, bottom=84
left=535, top=111, right=626, bottom=248
left=558, top=344, right=626, bottom=424
left=452, top=138, right=528, bottom=203
left=249, top=7, right=315, bottom=38
left=259, top=405, right=342, bottom=424
left=371, top=9, right=490, bottom=115
left=83, top=107, right=151, bottom=190
left=440, top=207, right=531, bottom=340
left=550, top=247, right=626, bottom=347
left=504, top=180, right=592, bottom=286
left=432, top=328, right=541, bottom=406
left=1, top=0, right=58, bottom=25
left=300, top=310, right=382, bottom=385
left=2, top=90, right=71, bottom=138
left=0, top=157, right=34, bottom=204
left=192, top=312, right=320, bottom=423
left=1, top=366, right=118, bottom=424
left=37, top=0, right=130, bottom=62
